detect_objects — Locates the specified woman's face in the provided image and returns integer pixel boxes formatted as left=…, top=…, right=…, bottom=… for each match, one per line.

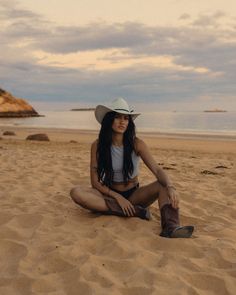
left=112, top=113, right=130, bottom=134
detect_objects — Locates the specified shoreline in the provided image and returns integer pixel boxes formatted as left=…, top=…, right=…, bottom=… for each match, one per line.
left=1, top=125, right=236, bottom=154
left=1, top=124, right=236, bottom=142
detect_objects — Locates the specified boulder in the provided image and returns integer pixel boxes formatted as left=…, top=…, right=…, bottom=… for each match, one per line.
left=3, top=131, right=16, bottom=136
left=26, top=134, right=50, bottom=141
left=0, top=88, right=40, bottom=117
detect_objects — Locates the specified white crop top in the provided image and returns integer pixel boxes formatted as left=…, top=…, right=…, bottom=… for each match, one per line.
left=111, top=145, right=140, bottom=182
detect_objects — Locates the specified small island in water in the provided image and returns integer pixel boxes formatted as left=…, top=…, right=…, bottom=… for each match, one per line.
left=71, top=108, right=95, bottom=111
left=204, top=108, right=227, bottom=113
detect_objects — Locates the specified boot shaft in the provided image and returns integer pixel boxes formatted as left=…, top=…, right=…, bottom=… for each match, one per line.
left=160, top=204, right=180, bottom=235
left=160, top=204, right=194, bottom=238
left=104, top=197, right=150, bottom=220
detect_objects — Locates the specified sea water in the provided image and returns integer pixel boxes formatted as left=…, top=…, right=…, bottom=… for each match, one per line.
left=0, top=110, right=235, bottom=137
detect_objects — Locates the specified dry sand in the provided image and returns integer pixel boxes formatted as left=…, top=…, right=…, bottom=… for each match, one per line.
left=0, top=126, right=236, bottom=295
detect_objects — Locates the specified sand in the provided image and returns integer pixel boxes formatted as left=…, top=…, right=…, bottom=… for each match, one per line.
left=0, top=126, right=236, bottom=295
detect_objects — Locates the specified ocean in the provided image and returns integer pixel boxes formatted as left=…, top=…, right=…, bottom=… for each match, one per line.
left=0, top=110, right=236, bottom=137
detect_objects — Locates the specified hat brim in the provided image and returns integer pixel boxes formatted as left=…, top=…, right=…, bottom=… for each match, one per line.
left=95, top=105, right=140, bottom=124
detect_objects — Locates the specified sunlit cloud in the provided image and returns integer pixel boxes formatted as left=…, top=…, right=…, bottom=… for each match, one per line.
left=0, top=0, right=235, bottom=109
left=32, top=49, right=212, bottom=75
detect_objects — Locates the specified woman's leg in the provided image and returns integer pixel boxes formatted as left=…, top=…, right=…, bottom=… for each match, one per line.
left=128, top=180, right=171, bottom=209
left=70, top=185, right=151, bottom=220
left=128, top=181, right=194, bottom=238
left=70, top=185, right=109, bottom=212
left=70, top=181, right=168, bottom=213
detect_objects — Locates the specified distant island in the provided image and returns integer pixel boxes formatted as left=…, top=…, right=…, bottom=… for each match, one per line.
left=71, top=108, right=95, bottom=111
left=204, top=108, right=227, bottom=113
left=0, top=88, right=41, bottom=117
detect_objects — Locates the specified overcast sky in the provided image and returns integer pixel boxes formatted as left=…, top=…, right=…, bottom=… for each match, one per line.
left=0, top=0, right=236, bottom=110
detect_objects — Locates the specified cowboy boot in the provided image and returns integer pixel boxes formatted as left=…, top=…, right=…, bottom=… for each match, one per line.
left=103, top=197, right=151, bottom=220
left=160, top=204, right=194, bottom=238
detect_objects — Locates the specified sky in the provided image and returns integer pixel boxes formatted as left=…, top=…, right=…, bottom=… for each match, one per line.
left=0, top=0, right=236, bottom=110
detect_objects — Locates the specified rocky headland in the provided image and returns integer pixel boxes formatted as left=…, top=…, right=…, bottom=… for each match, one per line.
left=0, top=88, right=40, bottom=117
left=70, top=108, right=95, bottom=111
left=204, top=108, right=227, bottom=112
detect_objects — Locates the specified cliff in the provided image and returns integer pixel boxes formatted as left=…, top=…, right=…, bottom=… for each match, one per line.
left=0, top=88, right=40, bottom=117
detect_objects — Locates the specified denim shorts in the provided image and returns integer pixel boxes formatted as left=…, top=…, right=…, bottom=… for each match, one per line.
left=111, top=183, right=139, bottom=199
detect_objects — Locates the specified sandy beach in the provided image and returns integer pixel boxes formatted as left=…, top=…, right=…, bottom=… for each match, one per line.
left=0, top=126, right=236, bottom=295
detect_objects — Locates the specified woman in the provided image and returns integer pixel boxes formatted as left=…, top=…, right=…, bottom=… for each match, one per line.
left=70, top=98, right=194, bottom=238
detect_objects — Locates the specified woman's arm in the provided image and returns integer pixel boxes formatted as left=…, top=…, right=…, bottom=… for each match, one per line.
left=136, top=138, right=179, bottom=208
left=90, top=140, right=109, bottom=194
left=136, top=138, right=175, bottom=188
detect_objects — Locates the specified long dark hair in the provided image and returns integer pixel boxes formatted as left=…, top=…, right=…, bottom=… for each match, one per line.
left=97, top=111, right=136, bottom=187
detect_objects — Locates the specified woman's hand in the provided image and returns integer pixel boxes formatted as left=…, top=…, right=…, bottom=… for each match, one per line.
left=167, top=187, right=179, bottom=209
left=115, top=194, right=136, bottom=217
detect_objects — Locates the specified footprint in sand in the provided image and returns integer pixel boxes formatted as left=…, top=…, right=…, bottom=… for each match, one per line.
left=0, top=212, right=13, bottom=226
left=36, top=251, right=74, bottom=275
left=0, top=240, right=27, bottom=277
left=184, top=273, right=229, bottom=294
left=7, top=213, right=43, bottom=239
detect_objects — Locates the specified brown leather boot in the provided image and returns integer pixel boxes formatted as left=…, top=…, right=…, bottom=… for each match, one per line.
left=160, top=204, right=194, bottom=238
left=103, top=197, right=151, bottom=220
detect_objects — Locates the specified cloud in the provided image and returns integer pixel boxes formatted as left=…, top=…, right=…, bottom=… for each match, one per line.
left=0, top=0, right=46, bottom=21
left=0, top=1, right=236, bottom=109
left=191, top=10, right=226, bottom=27
left=179, top=13, right=191, bottom=20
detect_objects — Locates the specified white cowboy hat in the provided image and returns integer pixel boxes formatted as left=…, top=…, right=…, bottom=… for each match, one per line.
left=95, top=97, right=140, bottom=124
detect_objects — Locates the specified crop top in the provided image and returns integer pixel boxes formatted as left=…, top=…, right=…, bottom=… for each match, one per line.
left=111, top=145, right=140, bottom=182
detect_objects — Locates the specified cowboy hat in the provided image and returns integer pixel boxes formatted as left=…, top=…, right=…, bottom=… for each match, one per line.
left=95, top=97, right=140, bottom=124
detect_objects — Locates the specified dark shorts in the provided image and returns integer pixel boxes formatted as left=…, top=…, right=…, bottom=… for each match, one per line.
left=111, top=183, right=139, bottom=199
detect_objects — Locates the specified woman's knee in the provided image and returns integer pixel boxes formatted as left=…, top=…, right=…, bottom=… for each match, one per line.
left=152, top=180, right=165, bottom=193
left=70, top=186, right=84, bottom=204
